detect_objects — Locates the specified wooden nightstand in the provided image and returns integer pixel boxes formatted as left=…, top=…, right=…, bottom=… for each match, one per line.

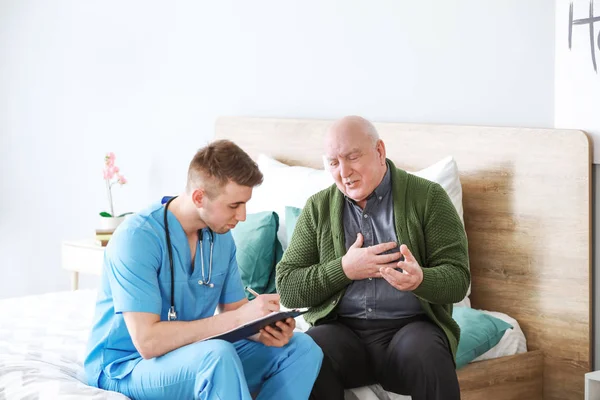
left=61, top=239, right=105, bottom=290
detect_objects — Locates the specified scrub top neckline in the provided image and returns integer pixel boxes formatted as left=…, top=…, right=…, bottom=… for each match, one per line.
left=160, top=196, right=206, bottom=279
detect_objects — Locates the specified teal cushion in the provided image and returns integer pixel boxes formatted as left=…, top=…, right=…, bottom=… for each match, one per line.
left=453, top=307, right=513, bottom=369
left=285, top=206, right=303, bottom=243
left=231, top=211, right=283, bottom=300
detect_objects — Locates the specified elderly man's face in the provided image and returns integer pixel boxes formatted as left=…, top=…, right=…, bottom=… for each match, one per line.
left=325, top=126, right=386, bottom=207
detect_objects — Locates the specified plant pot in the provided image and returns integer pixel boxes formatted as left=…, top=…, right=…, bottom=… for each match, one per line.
left=96, top=215, right=127, bottom=247
left=98, top=215, right=126, bottom=232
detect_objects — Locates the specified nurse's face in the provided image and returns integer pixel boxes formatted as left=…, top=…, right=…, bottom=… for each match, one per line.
left=198, top=181, right=252, bottom=234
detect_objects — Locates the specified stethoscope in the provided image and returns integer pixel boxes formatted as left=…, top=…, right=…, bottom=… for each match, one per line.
left=164, top=196, right=214, bottom=321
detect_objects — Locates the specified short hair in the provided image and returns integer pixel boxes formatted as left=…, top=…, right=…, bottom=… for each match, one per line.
left=186, top=140, right=263, bottom=198
left=362, top=119, right=380, bottom=147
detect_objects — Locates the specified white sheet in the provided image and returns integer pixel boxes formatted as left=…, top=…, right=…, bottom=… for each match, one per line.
left=0, top=289, right=127, bottom=399
left=0, top=290, right=525, bottom=400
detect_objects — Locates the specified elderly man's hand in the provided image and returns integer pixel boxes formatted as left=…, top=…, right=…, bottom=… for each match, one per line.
left=341, top=233, right=402, bottom=280
left=380, top=245, right=424, bottom=291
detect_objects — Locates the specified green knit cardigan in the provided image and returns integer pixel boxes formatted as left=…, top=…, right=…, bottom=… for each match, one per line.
left=276, top=160, right=470, bottom=361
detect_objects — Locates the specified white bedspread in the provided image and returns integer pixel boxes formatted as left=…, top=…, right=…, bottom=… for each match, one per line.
left=0, top=290, right=525, bottom=400
left=0, top=290, right=127, bottom=399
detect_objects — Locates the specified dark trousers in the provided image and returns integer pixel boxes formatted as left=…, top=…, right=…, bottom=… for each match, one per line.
left=306, top=315, right=460, bottom=400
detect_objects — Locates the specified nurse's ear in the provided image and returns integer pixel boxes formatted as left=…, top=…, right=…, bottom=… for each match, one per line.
left=191, top=189, right=206, bottom=208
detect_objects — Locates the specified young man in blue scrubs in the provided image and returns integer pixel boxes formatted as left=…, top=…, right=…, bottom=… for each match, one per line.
left=84, top=140, right=323, bottom=400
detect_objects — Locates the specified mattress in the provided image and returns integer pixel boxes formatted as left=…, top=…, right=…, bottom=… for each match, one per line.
left=0, top=290, right=526, bottom=400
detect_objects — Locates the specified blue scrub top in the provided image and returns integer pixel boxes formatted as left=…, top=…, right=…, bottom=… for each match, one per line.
left=84, top=199, right=246, bottom=387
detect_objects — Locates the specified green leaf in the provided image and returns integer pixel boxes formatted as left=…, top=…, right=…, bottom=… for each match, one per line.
left=99, top=211, right=113, bottom=217
left=117, top=212, right=134, bottom=217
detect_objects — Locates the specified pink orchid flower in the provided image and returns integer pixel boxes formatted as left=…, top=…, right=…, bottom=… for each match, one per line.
left=105, top=152, right=116, bottom=167
left=103, top=165, right=118, bottom=180
left=103, top=152, right=129, bottom=217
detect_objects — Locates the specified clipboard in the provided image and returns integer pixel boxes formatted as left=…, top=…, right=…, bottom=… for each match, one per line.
left=201, top=309, right=308, bottom=343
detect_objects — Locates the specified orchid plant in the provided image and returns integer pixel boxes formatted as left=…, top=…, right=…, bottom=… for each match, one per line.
left=101, top=152, right=131, bottom=218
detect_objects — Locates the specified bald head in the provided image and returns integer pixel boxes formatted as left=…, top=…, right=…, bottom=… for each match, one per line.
left=325, top=115, right=380, bottom=148
left=324, top=116, right=387, bottom=208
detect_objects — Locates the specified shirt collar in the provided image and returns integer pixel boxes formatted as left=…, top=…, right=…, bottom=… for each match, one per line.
left=374, top=163, right=392, bottom=199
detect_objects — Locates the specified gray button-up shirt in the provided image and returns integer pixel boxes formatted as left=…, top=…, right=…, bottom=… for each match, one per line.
left=337, top=165, right=424, bottom=319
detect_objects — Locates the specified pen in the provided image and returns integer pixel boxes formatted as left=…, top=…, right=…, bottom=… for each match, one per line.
left=246, top=287, right=260, bottom=297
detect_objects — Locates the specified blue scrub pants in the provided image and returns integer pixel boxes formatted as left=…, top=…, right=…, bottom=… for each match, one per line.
left=99, top=333, right=323, bottom=400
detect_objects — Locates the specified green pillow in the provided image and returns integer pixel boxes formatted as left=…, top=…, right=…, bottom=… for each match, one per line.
left=285, top=206, right=303, bottom=244
left=453, top=307, right=513, bottom=369
left=231, top=211, right=283, bottom=300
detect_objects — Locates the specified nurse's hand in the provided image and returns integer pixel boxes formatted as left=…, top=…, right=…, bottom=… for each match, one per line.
left=237, top=294, right=280, bottom=324
left=257, top=318, right=295, bottom=347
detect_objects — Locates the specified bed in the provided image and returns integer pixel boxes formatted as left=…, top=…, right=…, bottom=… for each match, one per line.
left=0, top=117, right=591, bottom=400
left=0, top=288, right=526, bottom=400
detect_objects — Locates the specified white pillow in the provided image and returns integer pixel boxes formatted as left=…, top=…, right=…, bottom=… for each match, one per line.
left=453, top=296, right=471, bottom=308
left=247, top=154, right=334, bottom=249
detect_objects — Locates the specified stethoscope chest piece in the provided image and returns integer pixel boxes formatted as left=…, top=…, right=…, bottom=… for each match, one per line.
left=168, top=306, right=177, bottom=321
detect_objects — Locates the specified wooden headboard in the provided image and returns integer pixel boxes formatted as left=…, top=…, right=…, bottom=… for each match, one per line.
left=215, top=116, right=592, bottom=400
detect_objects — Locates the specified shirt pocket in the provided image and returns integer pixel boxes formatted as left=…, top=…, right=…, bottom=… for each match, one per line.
left=199, top=270, right=227, bottom=291
left=186, top=271, right=229, bottom=318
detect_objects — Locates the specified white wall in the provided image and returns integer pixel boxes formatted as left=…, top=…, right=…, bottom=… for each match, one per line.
left=555, top=0, right=600, bottom=161
left=0, top=0, right=556, bottom=298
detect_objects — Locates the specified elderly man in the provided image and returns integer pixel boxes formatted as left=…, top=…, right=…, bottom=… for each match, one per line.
left=276, top=116, right=470, bottom=400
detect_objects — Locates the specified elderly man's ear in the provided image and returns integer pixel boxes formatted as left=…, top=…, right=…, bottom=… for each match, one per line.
left=377, top=140, right=386, bottom=165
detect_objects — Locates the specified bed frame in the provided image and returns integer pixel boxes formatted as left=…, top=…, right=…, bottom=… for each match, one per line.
left=215, top=117, right=592, bottom=400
